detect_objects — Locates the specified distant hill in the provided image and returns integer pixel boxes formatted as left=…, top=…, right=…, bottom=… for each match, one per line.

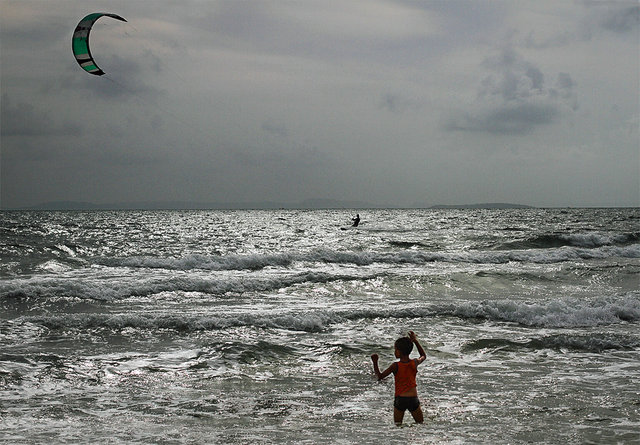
left=429, top=203, right=534, bottom=209
left=18, top=201, right=105, bottom=210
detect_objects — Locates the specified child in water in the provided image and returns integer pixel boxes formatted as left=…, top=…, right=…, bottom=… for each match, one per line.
left=371, top=331, right=427, bottom=424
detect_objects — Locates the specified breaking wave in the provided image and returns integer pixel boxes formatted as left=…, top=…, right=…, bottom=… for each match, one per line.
left=96, top=243, right=640, bottom=272
left=446, top=293, right=640, bottom=328
left=0, top=271, right=366, bottom=301
left=499, top=232, right=640, bottom=250
left=17, top=293, right=640, bottom=332
left=461, top=333, right=640, bottom=353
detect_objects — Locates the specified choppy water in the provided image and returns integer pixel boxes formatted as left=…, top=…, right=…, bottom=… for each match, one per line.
left=1, top=208, right=639, bottom=444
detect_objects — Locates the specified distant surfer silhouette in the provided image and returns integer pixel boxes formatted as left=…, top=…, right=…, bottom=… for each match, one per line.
left=352, top=214, right=361, bottom=227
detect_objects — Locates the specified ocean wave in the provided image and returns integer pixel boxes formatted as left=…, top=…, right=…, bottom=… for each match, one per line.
left=447, top=294, right=640, bottom=328
left=388, top=241, right=431, bottom=249
left=17, top=293, right=639, bottom=332
left=461, top=333, right=640, bottom=353
left=97, top=252, right=299, bottom=271
left=499, top=232, right=640, bottom=250
left=22, top=311, right=342, bottom=333
left=95, top=244, right=640, bottom=272
left=0, top=271, right=363, bottom=302
left=18, top=306, right=439, bottom=333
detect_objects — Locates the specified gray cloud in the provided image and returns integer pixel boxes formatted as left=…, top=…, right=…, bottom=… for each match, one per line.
left=446, top=45, right=577, bottom=136
left=479, top=47, right=571, bottom=102
left=446, top=103, right=559, bottom=135
left=379, top=93, right=421, bottom=113
left=1, top=93, right=82, bottom=137
left=598, top=5, right=639, bottom=34
left=523, top=3, right=639, bottom=49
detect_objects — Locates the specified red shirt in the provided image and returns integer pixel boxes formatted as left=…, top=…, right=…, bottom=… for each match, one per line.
left=394, top=359, right=418, bottom=396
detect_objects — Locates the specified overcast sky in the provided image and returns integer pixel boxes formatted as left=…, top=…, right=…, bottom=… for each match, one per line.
left=1, top=0, right=638, bottom=208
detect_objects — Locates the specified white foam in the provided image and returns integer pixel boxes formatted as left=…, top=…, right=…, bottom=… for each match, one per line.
left=54, top=244, right=76, bottom=257
left=23, top=311, right=342, bottom=333
left=19, top=293, right=639, bottom=332
left=37, top=260, right=73, bottom=273
left=96, top=243, right=640, bottom=272
left=559, top=232, right=638, bottom=248
left=448, top=293, right=640, bottom=328
left=0, top=271, right=364, bottom=301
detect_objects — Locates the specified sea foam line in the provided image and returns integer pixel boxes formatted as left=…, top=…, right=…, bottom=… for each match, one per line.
left=0, top=271, right=365, bottom=301
left=500, top=232, right=640, bottom=250
left=18, top=293, right=640, bottom=331
left=462, top=333, right=640, bottom=353
left=95, top=244, right=640, bottom=272
left=446, top=293, right=640, bottom=328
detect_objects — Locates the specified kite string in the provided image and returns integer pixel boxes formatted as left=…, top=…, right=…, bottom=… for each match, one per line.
left=102, top=74, right=214, bottom=150
left=120, top=21, right=189, bottom=85
left=96, top=20, right=215, bottom=150
left=105, top=22, right=203, bottom=133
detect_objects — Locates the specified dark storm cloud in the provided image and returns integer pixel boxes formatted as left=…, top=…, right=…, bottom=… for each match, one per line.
left=598, top=5, right=639, bottom=34
left=445, top=103, right=559, bottom=136
left=446, top=45, right=576, bottom=136
left=524, top=3, right=639, bottom=49
left=550, top=73, right=578, bottom=110
left=577, top=2, right=640, bottom=41
left=0, top=93, right=82, bottom=137
left=479, top=47, right=561, bottom=101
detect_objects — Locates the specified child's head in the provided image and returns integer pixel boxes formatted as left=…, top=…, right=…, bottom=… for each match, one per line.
left=394, top=336, right=413, bottom=357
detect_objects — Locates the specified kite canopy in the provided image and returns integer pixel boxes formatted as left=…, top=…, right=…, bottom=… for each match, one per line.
left=72, top=13, right=127, bottom=76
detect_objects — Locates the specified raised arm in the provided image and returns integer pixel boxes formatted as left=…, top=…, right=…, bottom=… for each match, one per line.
left=408, top=331, right=427, bottom=364
left=371, top=354, right=396, bottom=380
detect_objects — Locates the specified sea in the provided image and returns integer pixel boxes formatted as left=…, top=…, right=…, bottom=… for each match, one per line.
left=1, top=208, right=639, bottom=444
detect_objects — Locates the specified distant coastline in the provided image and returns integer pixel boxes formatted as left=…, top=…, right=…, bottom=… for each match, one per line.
left=429, top=203, right=534, bottom=209
left=4, top=200, right=536, bottom=210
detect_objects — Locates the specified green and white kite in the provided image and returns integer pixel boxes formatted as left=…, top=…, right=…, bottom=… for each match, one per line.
left=72, top=13, right=127, bottom=76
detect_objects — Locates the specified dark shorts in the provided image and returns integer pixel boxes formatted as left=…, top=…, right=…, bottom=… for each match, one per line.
left=394, top=396, right=420, bottom=412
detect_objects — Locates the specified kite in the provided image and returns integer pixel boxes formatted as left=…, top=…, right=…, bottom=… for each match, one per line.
left=72, top=13, right=127, bottom=76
